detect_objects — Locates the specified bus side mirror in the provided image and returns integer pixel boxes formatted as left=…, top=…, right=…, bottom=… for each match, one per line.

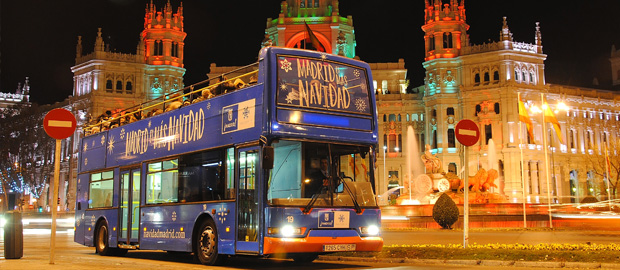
left=262, top=146, right=274, bottom=169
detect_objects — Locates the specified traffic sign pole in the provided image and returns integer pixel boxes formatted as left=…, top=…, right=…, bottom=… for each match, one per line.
left=50, top=139, right=60, bottom=264
left=455, top=119, right=480, bottom=249
left=43, top=108, right=76, bottom=265
left=463, top=146, right=469, bottom=248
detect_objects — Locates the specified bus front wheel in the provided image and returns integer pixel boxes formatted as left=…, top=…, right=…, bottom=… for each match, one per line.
left=194, top=219, right=226, bottom=265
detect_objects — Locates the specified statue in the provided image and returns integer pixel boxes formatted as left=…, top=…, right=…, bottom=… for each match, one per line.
left=261, top=34, right=273, bottom=48
left=421, top=144, right=442, bottom=174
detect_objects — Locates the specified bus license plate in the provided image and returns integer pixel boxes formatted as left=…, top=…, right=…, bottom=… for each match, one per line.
left=323, top=244, right=356, bottom=252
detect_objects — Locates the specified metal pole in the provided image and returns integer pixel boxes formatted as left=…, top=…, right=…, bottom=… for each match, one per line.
left=541, top=93, right=553, bottom=228
left=50, top=139, right=61, bottom=264
left=384, top=146, right=387, bottom=198
left=463, top=144, right=469, bottom=248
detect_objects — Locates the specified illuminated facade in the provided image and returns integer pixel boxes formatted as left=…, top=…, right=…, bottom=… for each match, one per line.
left=0, top=77, right=30, bottom=110
left=265, top=0, right=356, bottom=58
left=71, top=1, right=186, bottom=118
left=375, top=0, right=620, bottom=204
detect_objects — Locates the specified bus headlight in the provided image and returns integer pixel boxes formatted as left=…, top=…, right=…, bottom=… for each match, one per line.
left=360, top=225, right=380, bottom=236
left=268, top=226, right=302, bottom=237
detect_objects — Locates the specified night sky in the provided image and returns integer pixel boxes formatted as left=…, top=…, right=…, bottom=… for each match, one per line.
left=2, top=0, right=620, bottom=105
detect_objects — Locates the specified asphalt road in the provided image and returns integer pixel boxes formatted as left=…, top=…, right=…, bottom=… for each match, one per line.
left=1, top=229, right=618, bottom=269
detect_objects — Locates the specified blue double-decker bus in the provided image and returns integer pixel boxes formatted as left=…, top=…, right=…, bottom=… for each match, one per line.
left=74, top=47, right=383, bottom=265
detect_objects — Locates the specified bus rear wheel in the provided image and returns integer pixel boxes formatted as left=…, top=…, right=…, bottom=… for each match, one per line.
left=95, top=222, right=112, bottom=256
left=194, top=219, right=226, bottom=265
left=95, top=222, right=127, bottom=256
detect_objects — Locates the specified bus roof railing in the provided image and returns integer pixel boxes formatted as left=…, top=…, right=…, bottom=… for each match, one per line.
left=84, top=62, right=259, bottom=136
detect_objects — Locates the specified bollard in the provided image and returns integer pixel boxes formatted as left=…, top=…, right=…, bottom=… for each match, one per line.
left=3, top=211, right=24, bottom=259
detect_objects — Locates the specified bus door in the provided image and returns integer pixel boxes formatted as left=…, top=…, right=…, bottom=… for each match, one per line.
left=235, top=147, right=261, bottom=253
left=120, top=168, right=141, bottom=245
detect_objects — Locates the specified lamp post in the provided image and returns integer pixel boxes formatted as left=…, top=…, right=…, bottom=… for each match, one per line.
left=383, top=145, right=387, bottom=196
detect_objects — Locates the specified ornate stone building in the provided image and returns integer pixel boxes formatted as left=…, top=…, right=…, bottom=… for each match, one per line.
left=71, top=1, right=186, bottom=119
left=0, top=77, right=30, bottom=110
left=374, top=0, right=620, bottom=204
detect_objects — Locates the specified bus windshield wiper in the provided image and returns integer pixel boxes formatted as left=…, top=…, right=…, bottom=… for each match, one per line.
left=341, top=177, right=362, bottom=214
left=303, top=184, right=326, bottom=214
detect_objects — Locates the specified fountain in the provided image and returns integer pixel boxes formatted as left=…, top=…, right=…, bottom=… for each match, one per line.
left=394, top=130, right=507, bottom=205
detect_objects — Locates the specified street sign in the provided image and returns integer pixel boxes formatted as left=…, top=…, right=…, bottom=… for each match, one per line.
left=455, top=119, right=479, bottom=146
left=43, top=108, right=76, bottom=140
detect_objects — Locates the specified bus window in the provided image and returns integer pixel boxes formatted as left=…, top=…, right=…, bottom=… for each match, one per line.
left=178, top=150, right=225, bottom=202
left=226, top=148, right=235, bottom=199
left=146, top=159, right=179, bottom=204
left=89, top=170, right=114, bottom=208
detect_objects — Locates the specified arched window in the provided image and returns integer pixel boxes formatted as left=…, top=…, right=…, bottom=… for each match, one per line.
left=397, top=114, right=401, bottom=122
left=515, top=69, right=520, bottom=81
left=447, top=107, right=454, bottom=116
left=116, top=80, right=123, bottom=93
left=171, top=42, right=178, bottom=58
left=485, top=124, right=492, bottom=144
left=406, top=114, right=410, bottom=121
left=389, top=114, right=396, bottom=122
left=530, top=72, right=535, bottom=85
left=432, top=109, right=437, bottom=118
left=569, top=130, right=575, bottom=149
left=432, top=129, right=438, bottom=149
left=106, top=80, right=113, bottom=92
left=475, top=104, right=481, bottom=116
left=126, top=81, right=133, bottom=93
left=154, top=40, right=163, bottom=56
left=474, top=73, right=480, bottom=85
left=494, top=102, right=500, bottom=114
left=484, top=72, right=490, bottom=83
left=523, top=71, right=528, bottom=83
left=428, top=35, right=435, bottom=51
left=448, top=128, right=455, bottom=147
left=493, top=71, right=499, bottom=82
left=382, top=114, right=387, bottom=122
left=443, top=32, right=453, bottom=49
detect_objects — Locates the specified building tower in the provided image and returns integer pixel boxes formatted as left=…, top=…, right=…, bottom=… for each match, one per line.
left=71, top=0, right=186, bottom=118
left=264, top=0, right=356, bottom=58
left=420, top=0, right=469, bottom=173
left=142, top=0, right=187, bottom=100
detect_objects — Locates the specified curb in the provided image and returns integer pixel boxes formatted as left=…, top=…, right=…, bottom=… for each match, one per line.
left=317, top=256, right=620, bottom=269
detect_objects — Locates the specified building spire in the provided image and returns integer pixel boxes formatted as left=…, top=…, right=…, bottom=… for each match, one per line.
left=76, top=36, right=83, bottom=58
left=500, top=17, right=513, bottom=41
left=94, top=28, right=104, bottom=52
left=535, top=22, right=542, bottom=46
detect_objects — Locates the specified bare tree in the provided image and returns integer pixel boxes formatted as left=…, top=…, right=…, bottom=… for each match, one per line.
left=0, top=103, right=55, bottom=210
left=585, top=138, right=620, bottom=200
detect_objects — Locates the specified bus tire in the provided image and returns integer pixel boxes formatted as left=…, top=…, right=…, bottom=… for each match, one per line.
left=194, top=219, right=226, bottom=265
left=292, top=253, right=318, bottom=263
left=95, top=221, right=127, bottom=256
left=95, top=222, right=112, bottom=256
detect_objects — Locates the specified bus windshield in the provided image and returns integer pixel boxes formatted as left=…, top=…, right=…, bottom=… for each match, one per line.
left=267, top=140, right=377, bottom=208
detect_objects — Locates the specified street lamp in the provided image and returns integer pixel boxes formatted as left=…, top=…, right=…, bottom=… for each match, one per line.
left=383, top=145, right=387, bottom=194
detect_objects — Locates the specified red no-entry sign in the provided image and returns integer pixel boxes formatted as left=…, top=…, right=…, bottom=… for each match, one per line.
left=43, top=108, right=77, bottom=140
left=455, top=119, right=479, bottom=146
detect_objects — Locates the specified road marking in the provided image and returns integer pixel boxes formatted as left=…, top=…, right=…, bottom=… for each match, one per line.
left=48, top=120, right=72, bottom=127
left=458, top=129, right=477, bottom=136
